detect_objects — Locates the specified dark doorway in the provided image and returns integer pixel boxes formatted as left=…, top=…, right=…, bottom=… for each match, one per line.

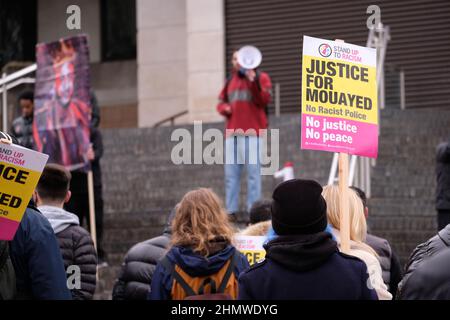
left=0, top=0, right=37, bottom=70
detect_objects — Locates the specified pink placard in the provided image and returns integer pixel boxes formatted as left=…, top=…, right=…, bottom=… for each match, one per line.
left=301, top=114, right=378, bottom=158
left=0, top=217, right=20, bottom=241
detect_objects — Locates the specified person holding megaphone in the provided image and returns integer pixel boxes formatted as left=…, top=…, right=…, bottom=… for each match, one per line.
left=217, top=46, right=272, bottom=218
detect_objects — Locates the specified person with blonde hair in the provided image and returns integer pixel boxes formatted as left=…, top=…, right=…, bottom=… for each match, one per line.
left=322, top=185, right=392, bottom=300
left=149, top=188, right=249, bottom=300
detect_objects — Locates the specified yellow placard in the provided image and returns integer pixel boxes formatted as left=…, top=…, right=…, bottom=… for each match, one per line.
left=301, top=35, right=379, bottom=158
left=0, top=143, right=48, bottom=240
left=235, top=235, right=267, bottom=265
left=0, top=163, right=42, bottom=221
left=302, top=55, right=378, bottom=124
left=240, top=250, right=266, bottom=265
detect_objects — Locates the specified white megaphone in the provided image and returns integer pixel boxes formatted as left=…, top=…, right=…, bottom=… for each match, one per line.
left=274, top=162, right=295, bottom=182
left=237, top=45, right=262, bottom=70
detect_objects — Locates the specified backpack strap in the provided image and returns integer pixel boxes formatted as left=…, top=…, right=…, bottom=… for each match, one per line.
left=255, top=69, right=262, bottom=91
left=160, top=256, right=196, bottom=297
left=0, top=241, right=16, bottom=301
left=217, top=250, right=239, bottom=293
left=223, top=74, right=233, bottom=103
left=0, top=241, right=8, bottom=269
left=252, top=70, right=270, bottom=117
left=198, top=277, right=217, bottom=295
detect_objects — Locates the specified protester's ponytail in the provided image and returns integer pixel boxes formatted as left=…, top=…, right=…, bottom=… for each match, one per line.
left=322, top=185, right=378, bottom=257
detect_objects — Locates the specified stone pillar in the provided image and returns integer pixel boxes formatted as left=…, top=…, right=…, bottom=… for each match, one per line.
left=186, top=0, right=225, bottom=123
left=137, top=0, right=225, bottom=127
left=137, top=0, right=188, bottom=127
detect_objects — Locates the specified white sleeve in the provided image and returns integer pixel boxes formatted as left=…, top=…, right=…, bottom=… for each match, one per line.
left=365, top=255, right=393, bottom=300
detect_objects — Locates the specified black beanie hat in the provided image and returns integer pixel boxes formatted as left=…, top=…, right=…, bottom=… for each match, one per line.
left=271, top=179, right=327, bottom=235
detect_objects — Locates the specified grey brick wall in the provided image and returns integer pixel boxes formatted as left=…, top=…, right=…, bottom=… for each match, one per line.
left=96, top=107, right=450, bottom=298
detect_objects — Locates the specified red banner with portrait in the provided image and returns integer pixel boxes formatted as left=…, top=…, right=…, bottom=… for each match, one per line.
left=33, top=35, right=91, bottom=171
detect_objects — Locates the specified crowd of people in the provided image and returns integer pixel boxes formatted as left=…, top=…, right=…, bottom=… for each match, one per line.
left=1, top=127, right=450, bottom=299
left=111, top=178, right=449, bottom=300
left=0, top=45, right=449, bottom=300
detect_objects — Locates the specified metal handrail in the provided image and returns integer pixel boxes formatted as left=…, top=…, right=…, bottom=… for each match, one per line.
left=1, top=61, right=34, bottom=73
left=0, top=77, right=35, bottom=94
left=0, top=64, right=37, bottom=86
left=153, top=110, right=189, bottom=128
left=1, top=63, right=37, bottom=132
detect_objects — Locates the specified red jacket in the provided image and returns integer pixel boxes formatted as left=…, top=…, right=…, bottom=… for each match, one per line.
left=217, top=71, right=272, bottom=136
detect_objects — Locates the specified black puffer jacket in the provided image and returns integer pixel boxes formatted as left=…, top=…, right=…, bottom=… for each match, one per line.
left=56, top=226, right=98, bottom=300
left=38, top=205, right=97, bottom=300
left=112, top=208, right=178, bottom=300
left=397, top=224, right=450, bottom=298
left=112, top=234, right=170, bottom=300
left=399, top=248, right=450, bottom=299
left=436, top=138, right=450, bottom=210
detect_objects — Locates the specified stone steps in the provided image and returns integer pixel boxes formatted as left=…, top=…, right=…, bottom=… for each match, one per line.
left=94, top=266, right=121, bottom=300
left=94, top=107, right=450, bottom=298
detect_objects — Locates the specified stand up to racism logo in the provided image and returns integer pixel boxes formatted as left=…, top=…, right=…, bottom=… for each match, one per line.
left=318, top=43, right=332, bottom=57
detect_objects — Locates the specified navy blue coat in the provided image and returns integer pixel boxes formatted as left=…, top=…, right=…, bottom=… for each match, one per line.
left=149, top=244, right=249, bottom=300
left=238, top=234, right=378, bottom=300
left=10, top=205, right=72, bottom=300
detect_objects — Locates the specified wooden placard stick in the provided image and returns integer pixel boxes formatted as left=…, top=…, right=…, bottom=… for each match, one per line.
left=87, top=170, right=97, bottom=251
left=335, top=39, right=351, bottom=254
left=338, top=153, right=351, bottom=253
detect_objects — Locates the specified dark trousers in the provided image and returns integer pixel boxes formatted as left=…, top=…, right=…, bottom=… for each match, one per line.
left=438, top=209, right=450, bottom=231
